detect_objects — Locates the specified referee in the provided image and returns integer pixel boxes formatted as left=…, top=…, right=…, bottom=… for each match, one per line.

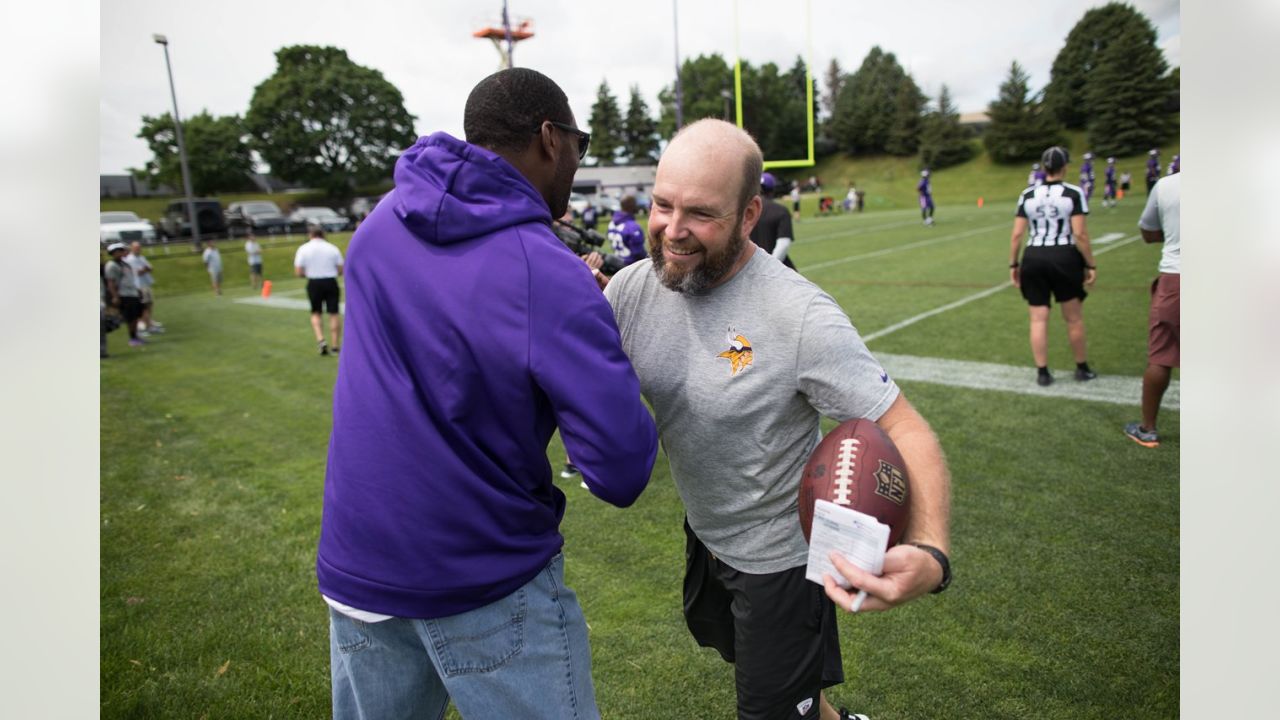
left=294, top=226, right=345, bottom=356
left=1009, top=146, right=1099, bottom=386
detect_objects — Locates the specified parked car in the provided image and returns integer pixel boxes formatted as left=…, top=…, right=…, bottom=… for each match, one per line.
left=594, top=195, right=621, bottom=214
left=289, top=206, right=350, bottom=233
left=225, top=201, right=289, bottom=235
left=158, top=199, right=227, bottom=239
left=99, top=211, right=158, bottom=247
left=348, top=195, right=385, bottom=223
left=568, top=192, right=590, bottom=217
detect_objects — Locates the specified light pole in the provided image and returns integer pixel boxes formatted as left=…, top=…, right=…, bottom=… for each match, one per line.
left=153, top=33, right=201, bottom=251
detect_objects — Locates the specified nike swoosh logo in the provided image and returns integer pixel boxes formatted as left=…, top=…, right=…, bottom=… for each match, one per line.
left=879, top=372, right=889, bottom=383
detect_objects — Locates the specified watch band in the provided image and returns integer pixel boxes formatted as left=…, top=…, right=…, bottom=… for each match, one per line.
left=908, top=543, right=951, bottom=594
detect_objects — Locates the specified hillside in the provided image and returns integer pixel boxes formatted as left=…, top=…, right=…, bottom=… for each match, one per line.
left=777, top=129, right=1180, bottom=212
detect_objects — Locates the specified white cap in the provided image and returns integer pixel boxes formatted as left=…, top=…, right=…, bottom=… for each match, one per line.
left=107, top=242, right=127, bottom=253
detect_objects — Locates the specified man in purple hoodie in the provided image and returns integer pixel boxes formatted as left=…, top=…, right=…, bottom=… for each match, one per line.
left=317, top=68, right=658, bottom=720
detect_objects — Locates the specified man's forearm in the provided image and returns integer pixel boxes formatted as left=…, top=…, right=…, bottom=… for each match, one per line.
left=878, top=398, right=951, bottom=553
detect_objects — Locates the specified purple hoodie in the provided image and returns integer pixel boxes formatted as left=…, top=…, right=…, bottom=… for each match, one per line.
left=316, top=132, right=657, bottom=618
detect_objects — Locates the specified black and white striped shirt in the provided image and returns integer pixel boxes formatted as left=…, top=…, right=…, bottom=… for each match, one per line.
left=1016, top=181, right=1088, bottom=247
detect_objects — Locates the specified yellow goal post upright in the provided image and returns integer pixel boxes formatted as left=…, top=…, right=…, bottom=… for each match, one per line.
left=732, top=0, right=815, bottom=170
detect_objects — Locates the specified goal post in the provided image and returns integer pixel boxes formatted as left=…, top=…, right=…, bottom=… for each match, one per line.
left=732, top=0, right=815, bottom=170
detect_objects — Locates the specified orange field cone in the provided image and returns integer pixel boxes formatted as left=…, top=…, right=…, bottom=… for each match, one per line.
left=977, top=196, right=984, bottom=208
left=1117, top=189, right=1125, bottom=200
left=261, top=280, right=273, bottom=298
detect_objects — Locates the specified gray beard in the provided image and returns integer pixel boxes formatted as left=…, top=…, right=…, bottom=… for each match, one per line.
left=649, top=216, right=745, bottom=294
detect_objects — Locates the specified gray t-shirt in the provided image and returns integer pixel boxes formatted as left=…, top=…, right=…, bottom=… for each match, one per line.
left=1139, top=173, right=1180, bottom=274
left=103, top=259, right=140, bottom=298
left=605, top=249, right=899, bottom=573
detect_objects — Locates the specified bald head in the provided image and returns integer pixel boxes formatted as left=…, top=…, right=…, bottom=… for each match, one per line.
left=662, top=119, right=764, bottom=214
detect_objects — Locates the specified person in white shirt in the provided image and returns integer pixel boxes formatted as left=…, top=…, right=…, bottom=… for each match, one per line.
left=293, top=227, right=345, bottom=355
left=244, top=231, right=264, bottom=290
left=201, top=241, right=223, bottom=295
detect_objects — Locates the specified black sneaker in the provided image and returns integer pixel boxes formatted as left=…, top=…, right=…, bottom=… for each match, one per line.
left=839, top=709, right=871, bottom=720
left=1036, top=370, right=1053, bottom=387
left=318, top=340, right=329, bottom=356
left=331, top=346, right=340, bottom=354
left=559, top=464, right=580, bottom=479
left=1074, top=366, right=1097, bottom=381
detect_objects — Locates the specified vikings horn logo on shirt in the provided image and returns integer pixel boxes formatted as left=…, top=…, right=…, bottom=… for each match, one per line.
left=716, top=328, right=753, bottom=376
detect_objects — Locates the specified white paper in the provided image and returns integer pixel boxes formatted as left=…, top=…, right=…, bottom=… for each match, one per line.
left=805, top=499, right=890, bottom=589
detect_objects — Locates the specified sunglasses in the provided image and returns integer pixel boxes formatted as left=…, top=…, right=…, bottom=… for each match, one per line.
left=539, top=121, right=591, bottom=161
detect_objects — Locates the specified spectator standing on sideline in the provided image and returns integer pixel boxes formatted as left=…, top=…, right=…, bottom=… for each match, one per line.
left=607, top=195, right=647, bottom=266
left=244, top=231, right=264, bottom=290
left=125, top=241, right=164, bottom=335
left=293, top=227, right=344, bottom=356
left=600, top=119, right=952, bottom=720
left=1125, top=172, right=1181, bottom=448
left=843, top=182, right=856, bottom=213
left=790, top=181, right=801, bottom=219
left=316, top=68, right=657, bottom=720
left=201, top=241, right=223, bottom=295
left=1120, top=170, right=1132, bottom=196
left=1009, top=146, right=1099, bottom=386
left=1146, top=149, right=1161, bottom=194
left=918, top=169, right=935, bottom=226
left=749, top=172, right=797, bottom=270
left=103, top=243, right=146, bottom=348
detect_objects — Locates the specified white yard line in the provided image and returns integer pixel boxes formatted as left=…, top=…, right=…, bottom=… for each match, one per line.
left=804, top=222, right=1010, bottom=272
left=861, top=234, right=1143, bottom=343
left=235, top=295, right=345, bottom=312
left=877, top=352, right=1178, bottom=410
left=1092, top=232, right=1126, bottom=245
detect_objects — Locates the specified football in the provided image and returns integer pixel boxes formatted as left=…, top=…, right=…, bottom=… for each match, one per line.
left=798, top=418, right=911, bottom=545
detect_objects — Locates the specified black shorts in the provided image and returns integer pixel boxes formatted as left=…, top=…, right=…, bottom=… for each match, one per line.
left=683, top=520, right=843, bottom=720
left=250, top=263, right=263, bottom=275
left=1020, top=247, right=1087, bottom=307
left=306, top=277, right=341, bottom=314
left=118, top=296, right=143, bottom=323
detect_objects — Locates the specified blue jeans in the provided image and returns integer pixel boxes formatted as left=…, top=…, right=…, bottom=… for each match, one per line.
left=329, top=553, right=600, bottom=719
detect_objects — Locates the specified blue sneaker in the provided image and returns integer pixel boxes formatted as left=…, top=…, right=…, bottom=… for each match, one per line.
left=1123, top=422, right=1159, bottom=448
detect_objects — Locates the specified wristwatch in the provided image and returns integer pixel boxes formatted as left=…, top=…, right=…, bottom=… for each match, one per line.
left=908, top=543, right=951, bottom=594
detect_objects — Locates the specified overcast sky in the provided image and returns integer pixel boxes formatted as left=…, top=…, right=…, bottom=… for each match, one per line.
left=99, top=0, right=1180, bottom=175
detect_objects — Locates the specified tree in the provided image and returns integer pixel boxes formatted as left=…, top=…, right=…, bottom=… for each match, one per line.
left=918, top=85, right=975, bottom=170
left=245, top=46, right=416, bottom=197
left=587, top=80, right=624, bottom=165
left=821, top=58, right=843, bottom=120
left=133, top=111, right=256, bottom=196
left=1044, top=3, right=1165, bottom=129
left=740, top=57, right=812, bottom=161
left=983, top=61, right=1064, bottom=164
left=657, top=53, right=733, bottom=138
left=622, top=85, right=659, bottom=164
left=830, top=47, right=922, bottom=156
left=1084, top=22, right=1174, bottom=157
left=886, top=77, right=926, bottom=156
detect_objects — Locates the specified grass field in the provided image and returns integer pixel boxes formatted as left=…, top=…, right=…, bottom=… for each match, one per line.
left=101, top=189, right=1177, bottom=718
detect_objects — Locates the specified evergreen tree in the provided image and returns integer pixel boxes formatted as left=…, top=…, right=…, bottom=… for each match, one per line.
left=821, top=58, right=843, bottom=120
left=1044, top=3, right=1164, bottom=129
left=886, top=77, right=926, bottom=156
left=983, top=61, right=1064, bottom=164
left=918, top=85, right=975, bottom=170
left=830, top=47, right=921, bottom=156
left=1085, top=22, right=1174, bottom=157
left=622, top=85, right=659, bottom=164
left=245, top=46, right=416, bottom=197
left=587, top=80, right=624, bottom=165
